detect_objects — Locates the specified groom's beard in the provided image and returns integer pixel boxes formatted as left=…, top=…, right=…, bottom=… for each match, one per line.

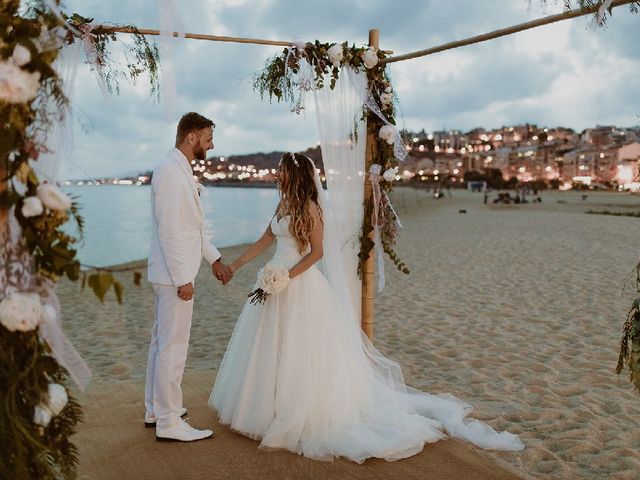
left=193, top=144, right=206, bottom=161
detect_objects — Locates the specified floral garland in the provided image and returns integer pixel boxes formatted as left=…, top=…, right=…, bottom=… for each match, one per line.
left=617, top=260, right=640, bottom=393
left=0, top=2, right=160, bottom=478
left=0, top=5, right=83, bottom=477
left=254, top=40, right=409, bottom=277
left=64, top=13, right=160, bottom=100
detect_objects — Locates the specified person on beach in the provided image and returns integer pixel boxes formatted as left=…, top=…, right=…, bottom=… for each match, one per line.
left=209, top=152, right=524, bottom=463
left=146, top=112, right=233, bottom=442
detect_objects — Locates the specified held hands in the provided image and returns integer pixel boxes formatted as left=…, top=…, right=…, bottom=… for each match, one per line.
left=212, top=259, right=234, bottom=285
left=177, top=283, right=194, bottom=301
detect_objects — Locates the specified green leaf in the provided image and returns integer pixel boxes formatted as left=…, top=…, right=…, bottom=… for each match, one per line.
left=87, top=273, right=114, bottom=303
left=65, top=261, right=80, bottom=281
left=113, top=280, right=124, bottom=304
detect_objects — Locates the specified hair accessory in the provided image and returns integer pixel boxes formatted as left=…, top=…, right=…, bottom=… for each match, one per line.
left=291, top=153, right=299, bottom=167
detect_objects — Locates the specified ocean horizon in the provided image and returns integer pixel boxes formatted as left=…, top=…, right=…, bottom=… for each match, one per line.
left=63, top=185, right=280, bottom=268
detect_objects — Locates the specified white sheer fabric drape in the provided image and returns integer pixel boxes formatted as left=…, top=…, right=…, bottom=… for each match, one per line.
left=34, top=42, right=82, bottom=183
left=312, top=67, right=366, bottom=321
left=156, top=0, right=184, bottom=121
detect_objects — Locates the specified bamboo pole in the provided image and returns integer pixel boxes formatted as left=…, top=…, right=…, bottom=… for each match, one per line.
left=102, top=26, right=396, bottom=53
left=381, top=0, right=635, bottom=64
left=361, top=28, right=379, bottom=342
left=103, top=27, right=293, bottom=47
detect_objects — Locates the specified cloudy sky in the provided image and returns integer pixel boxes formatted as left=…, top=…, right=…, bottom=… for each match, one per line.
left=57, top=0, right=640, bottom=179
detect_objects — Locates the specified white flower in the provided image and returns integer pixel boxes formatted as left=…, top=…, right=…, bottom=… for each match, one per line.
left=37, top=183, right=72, bottom=211
left=33, top=405, right=52, bottom=427
left=0, top=292, right=42, bottom=332
left=380, top=92, right=393, bottom=106
left=378, top=124, right=397, bottom=145
left=0, top=61, right=40, bottom=104
left=383, top=167, right=398, bottom=182
left=363, top=48, right=379, bottom=69
left=11, top=44, right=31, bottom=67
left=327, top=43, right=344, bottom=67
left=21, top=196, right=44, bottom=217
left=384, top=86, right=393, bottom=94
left=257, top=263, right=290, bottom=294
left=47, top=383, right=68, bottom=415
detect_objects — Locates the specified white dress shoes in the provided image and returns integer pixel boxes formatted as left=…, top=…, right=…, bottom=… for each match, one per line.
left=155, top=419, right=214, bottom=442
left=144, top=407, right=187, bottom=428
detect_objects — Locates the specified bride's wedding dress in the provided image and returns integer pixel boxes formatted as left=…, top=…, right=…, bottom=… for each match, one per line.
left=209, top=215, right=524, bottom=463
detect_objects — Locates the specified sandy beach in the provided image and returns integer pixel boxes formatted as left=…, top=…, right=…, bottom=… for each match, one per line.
left=60, top=187, right=640, bottom=479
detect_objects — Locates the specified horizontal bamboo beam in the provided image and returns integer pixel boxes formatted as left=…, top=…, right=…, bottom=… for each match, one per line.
left=99, top=26, right=395, bottom=53
left=381, top=0, right=635, bottom=64
left=103, top=27, right=293, bottom=47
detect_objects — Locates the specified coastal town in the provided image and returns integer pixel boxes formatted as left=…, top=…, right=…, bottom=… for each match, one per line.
left=65, top=124, right=640, bottom=191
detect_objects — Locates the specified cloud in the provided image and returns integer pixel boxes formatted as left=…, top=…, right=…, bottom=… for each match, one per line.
left=57, top=0, right=640, bottom=178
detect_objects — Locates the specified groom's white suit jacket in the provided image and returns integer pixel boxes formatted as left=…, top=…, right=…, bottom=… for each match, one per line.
left=147, top=148, right=221, bottom=286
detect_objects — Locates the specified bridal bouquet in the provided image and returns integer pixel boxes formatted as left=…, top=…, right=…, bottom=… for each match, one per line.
left=248, top=263, right=290, bottom=305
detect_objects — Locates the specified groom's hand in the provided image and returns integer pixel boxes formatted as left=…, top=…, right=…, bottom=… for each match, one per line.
left=177, top=283, right=194, bottom=301
left=212, top=260, right=233, bottom=285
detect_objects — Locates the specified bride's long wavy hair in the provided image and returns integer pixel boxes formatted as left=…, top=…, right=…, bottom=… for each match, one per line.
left=276, top=152, right=322, bottom=254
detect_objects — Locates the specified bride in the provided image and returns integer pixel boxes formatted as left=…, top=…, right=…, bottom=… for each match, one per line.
left=209, top=152, right=524, bottom=463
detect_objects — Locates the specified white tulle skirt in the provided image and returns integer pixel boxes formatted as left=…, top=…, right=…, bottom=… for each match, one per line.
left=209, top=264, right=524, bottom=463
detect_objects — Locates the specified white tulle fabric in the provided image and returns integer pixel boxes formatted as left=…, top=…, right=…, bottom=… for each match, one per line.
left=311, top=66, right=366, bottom=320
left=34, top=42, right=82, bottom=183
left=209, top=219, right=524, bottom=462
left=156, top=0, right=184, bottom=121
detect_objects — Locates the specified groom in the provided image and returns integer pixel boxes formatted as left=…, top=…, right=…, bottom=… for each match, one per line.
left=145, top=112, right=233, bottom=442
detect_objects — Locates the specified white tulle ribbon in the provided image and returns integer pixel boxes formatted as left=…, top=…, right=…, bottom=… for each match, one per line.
left=368, top=164, right=404, bottom=292
left=369, top=164, right=386, bottom=292
left=77, top=23, right=111, bottom=100
left=346, top=69, right=407, bottom=162
left=35, top=279, right=92, bottom=391
left=284, top=41, right=314, bottom=113
left=596, top=0, right=614, bottom=24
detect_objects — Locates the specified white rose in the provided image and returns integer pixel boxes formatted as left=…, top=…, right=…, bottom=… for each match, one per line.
left=380, top=92, right=393, bottom=106
left=383, top=168, right=398, bottom=182
left=0, top=292, right=42, bottom=332
left=37, top=183, right=72, bottom=211
left=21, top=196, right=44, bottom=217
left=378, top=124, right=397, bottom=145
left=384, top=86, right=393, bottom=93
left=257, top=264, right=290, bottom=294
left=363, top=48, right=379, bottom=69
left=47, top=383, right=68, bottom=415
left=327, top=43, right=344, bottom=67
left=33, top=405, right=52, bottom=427
left=12, top=44, right=31, bottom=67
left=0, top=61, right=40, bottom=104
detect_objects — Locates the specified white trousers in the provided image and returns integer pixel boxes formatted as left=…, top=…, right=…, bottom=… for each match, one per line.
left=144, top=283, right=194, bottom=429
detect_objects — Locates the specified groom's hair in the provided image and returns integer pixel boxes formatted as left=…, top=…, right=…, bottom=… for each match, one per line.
left=175, top=112, right=215, bottom=146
